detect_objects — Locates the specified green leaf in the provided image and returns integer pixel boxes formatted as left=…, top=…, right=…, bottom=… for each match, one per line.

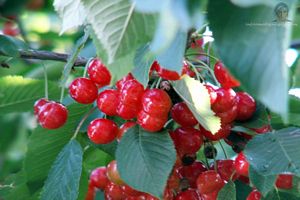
left=263, top=189, right=280, bottom=200
left=116, top=126, right=176, bottom=198
left=244, top=127, right=300, bottom=176
left=131, top=0, right=162, bottom=12
left=53, top=0, right=86, bottom=33
left=77, top=168, right=89, bottom=200
left=249, top=166, right=277, bottom=197
left=132, top=44, right=155, bottom=88
left=93, top=141, right=118, bottom=158
left=81, top=0, right=156, bottom=63
left=41, top=140, right=83, bottom=200
left=173, top=75, right=221, bottom=134
left=230, top=0, right=276, bottom=7
left=235, top=180, right=253, bottom=200
left=217, top=181, right=236, bottom=200
left=107, top=51, right=135, bottom=85
left=83, top=148, right=113, bottom=171
left=24, top=104, right=91, bottom=183
left=155, top=30, right=187, bottom=74
left=0, top=76, right=60, bottom=114
left=0, top=35, right=28, bottom=57
left=208, top=1, right=295, bottom=119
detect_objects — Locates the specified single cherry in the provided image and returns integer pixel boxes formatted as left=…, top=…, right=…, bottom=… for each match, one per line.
left=97, top=89, right=119, bottom=116
left=212, top=88, right=237, bottom=113
left=87, top=119, right=118, bottom=144
left=104, top=181, right=124, bottom=200
left=154, top=61, right=181, bottom=80
left=171, top=102, right=198, bottom=127
left=3, top=21, right=19, bottom=36
left=234, top=152, right=249, bottom=177
left=246, top=189, right=261, bottom=200
left=34, top=98, right=48, bottom=115
left=175, top=189, right=201, bottom=200
left=275, top=174, right=293, bottom=189
left=117, top=121, right=136, bottom=140
left=214, top=61, right=240, bottom=89
left=196, top=170, right=225, bottom=195
left=117, top=103, right=140, bottom=120
left=89, top=167, right=109, bottom=190
left=37, top=101, right=68, bottom=129
left=200, top=123, right=231, bottom=141
left=216, top=160, right=239, bottom=181
left=137, top=110, right=168, bottom=132
left=216, top=105, right=237, bottom=124
left=69, top=77, right=98, bottom=104
left=107, top=160, right=125, bottom=185
left=87, top=58, right=111, bottom=87
left=236, top=92, right=256, bottom=121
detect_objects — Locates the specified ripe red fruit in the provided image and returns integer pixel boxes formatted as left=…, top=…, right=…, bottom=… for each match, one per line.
left=116, top=73, right=134, bottom=90
left=34, top=98, right=48, bottom=115
left=107, top=160, right=125, bottom=185
left=176, top=161, right=207, bottom=188
left=251, top=125, right=271, bottom=134
left=104, top=181, right=124, bottom=200
left=246, top=189, right=261, bottom=200
left=216, top=160, right=239, bottom=181
left=212, top=88, right=237, bottom=113
left=200, top=191, right=218, bottom=200
left=117, top=121, right=136, bottom=140
left=69, top=78, right=98, bottom=104
left=3, top=22, right=19, bottom=36
left=87, top=119, right=118, bottom=144
left=117, top=103, right=140, bottom=120
left=204, top=84, right=217, bottom=105
left=275, top=174, right=293, bottom=189
left=141, top=89, right=172, bottom=117
left=154, top=62, right=181, bottom=80
left=175, top=189, right=201, bottom=200
left=137, top=110, right=168, bottom=132
left=171, top=102, right=198, bottom=127
left=121, top=184, right=143, bottom=197
left=236, top=92, right=256, bottom=121
left=37, top=102, right=68, bottom=129
left=182, top=62, right=196, bottom=77
left=200, top=124, right=231, bottom=141
left=85, top=182, right=95, bottom=200
left=214, top=61, right=240, bottom=89
left=120, top=79, right=144, bottom=105
left=235, top=152, right=249, bottom=177
left=89, top=167, right=109, bottom=190
left=171, top=127, right=203, bottom=155
left=97, top=89, right=119, bottom=116
left=196, top=170, right=225, bottom=195
left=87, top=58, right=111, bottom=87
left=216, top=105, right=237, bottom=124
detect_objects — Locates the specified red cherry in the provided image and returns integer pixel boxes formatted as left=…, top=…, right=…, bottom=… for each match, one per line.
left=175, top=189, right=201, bottom=200
left=137, top=110, right=168, bottom=132
left=171, top=127, right=203, bottom=155
left=196, top=170, right=225, bottom=195
left=69, top=78, right=98, bottom=104
left=87, top=58, right=111, bottom=87
left=212, top=88, right=237, bottom=113
left=90, top=167, right=109, bottom=190
left=246, top=189, right=261, bottom=200
left=104, top=181, right=124, bottom=200
left=116, top=73, right=134, bottom=90
left=155, top=62, right=181, bottom=81
left=200, top=191, right=218, bottom=200
left=275, top=174, right=293, bottom=189
left=117, top=103, right=140, bottom=120
left=251, top=125, right=271, bottom=134
left=121, top=184, right=143, bottom=197
left=216, top=160, right=239, bottom=181
left=117, top=121, right=136, bottom=140
left=204, top=85, right=217, bottom=105
left=85, top=182, right=96, bottom=200
left=3, top=21, right=19, bottom=36
left=97, top=89, right=119, bottom=116
left=238, top=175, right=250, bottom=184
left=107, top=160, right=125, bottom=185
left=216, top=105, right=237, bottom=124
left=182, top=62, right=196, bottom=77
left=34, top=98, right=48, bottom=115
left=87, top=119, right=118, bottom=144
left=141, top=89, right=172, bottom=117
left=176, top=161, right=207, bottom=188
left=236, top=92, right=256, bottom=121
left=200, top=124, right=231, bottom=141
left=37, top=102, right=68, bottom=129
left=214, top=61, right=240, bottom=89
left=234, top=152, right=249, bottom=177
left=171, top=102, right=198, bottom=127
left=120, top=79, right=144, bottom=105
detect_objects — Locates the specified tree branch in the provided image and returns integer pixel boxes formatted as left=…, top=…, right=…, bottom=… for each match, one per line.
left=0, top=49, right=88, bottom=66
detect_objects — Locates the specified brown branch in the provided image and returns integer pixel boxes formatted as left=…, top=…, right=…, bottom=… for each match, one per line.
left=0, top=49, right=88, bottom=66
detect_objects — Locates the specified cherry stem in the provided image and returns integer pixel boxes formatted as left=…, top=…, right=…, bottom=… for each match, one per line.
left=209, top=141, right=218, bottom=172
left=83, top=57, right=93, bottom=77
left=192, top=59, right=220, bottom=87
left=42, top=63, right=48, bottom=99
left=155, top=77, right=162, bottom=89
left=59, top=87, right=64, bottom=103
left=219, top=141, right=228, bottom=159
left=185, top=60, right=204, bottom=82
left=185, top=52, right=219, bottom=62
left=71, top=106, right=97, bottom=140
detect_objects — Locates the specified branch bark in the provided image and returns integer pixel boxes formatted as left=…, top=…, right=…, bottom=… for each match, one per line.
left=0, top=49, right=88, bottom=66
